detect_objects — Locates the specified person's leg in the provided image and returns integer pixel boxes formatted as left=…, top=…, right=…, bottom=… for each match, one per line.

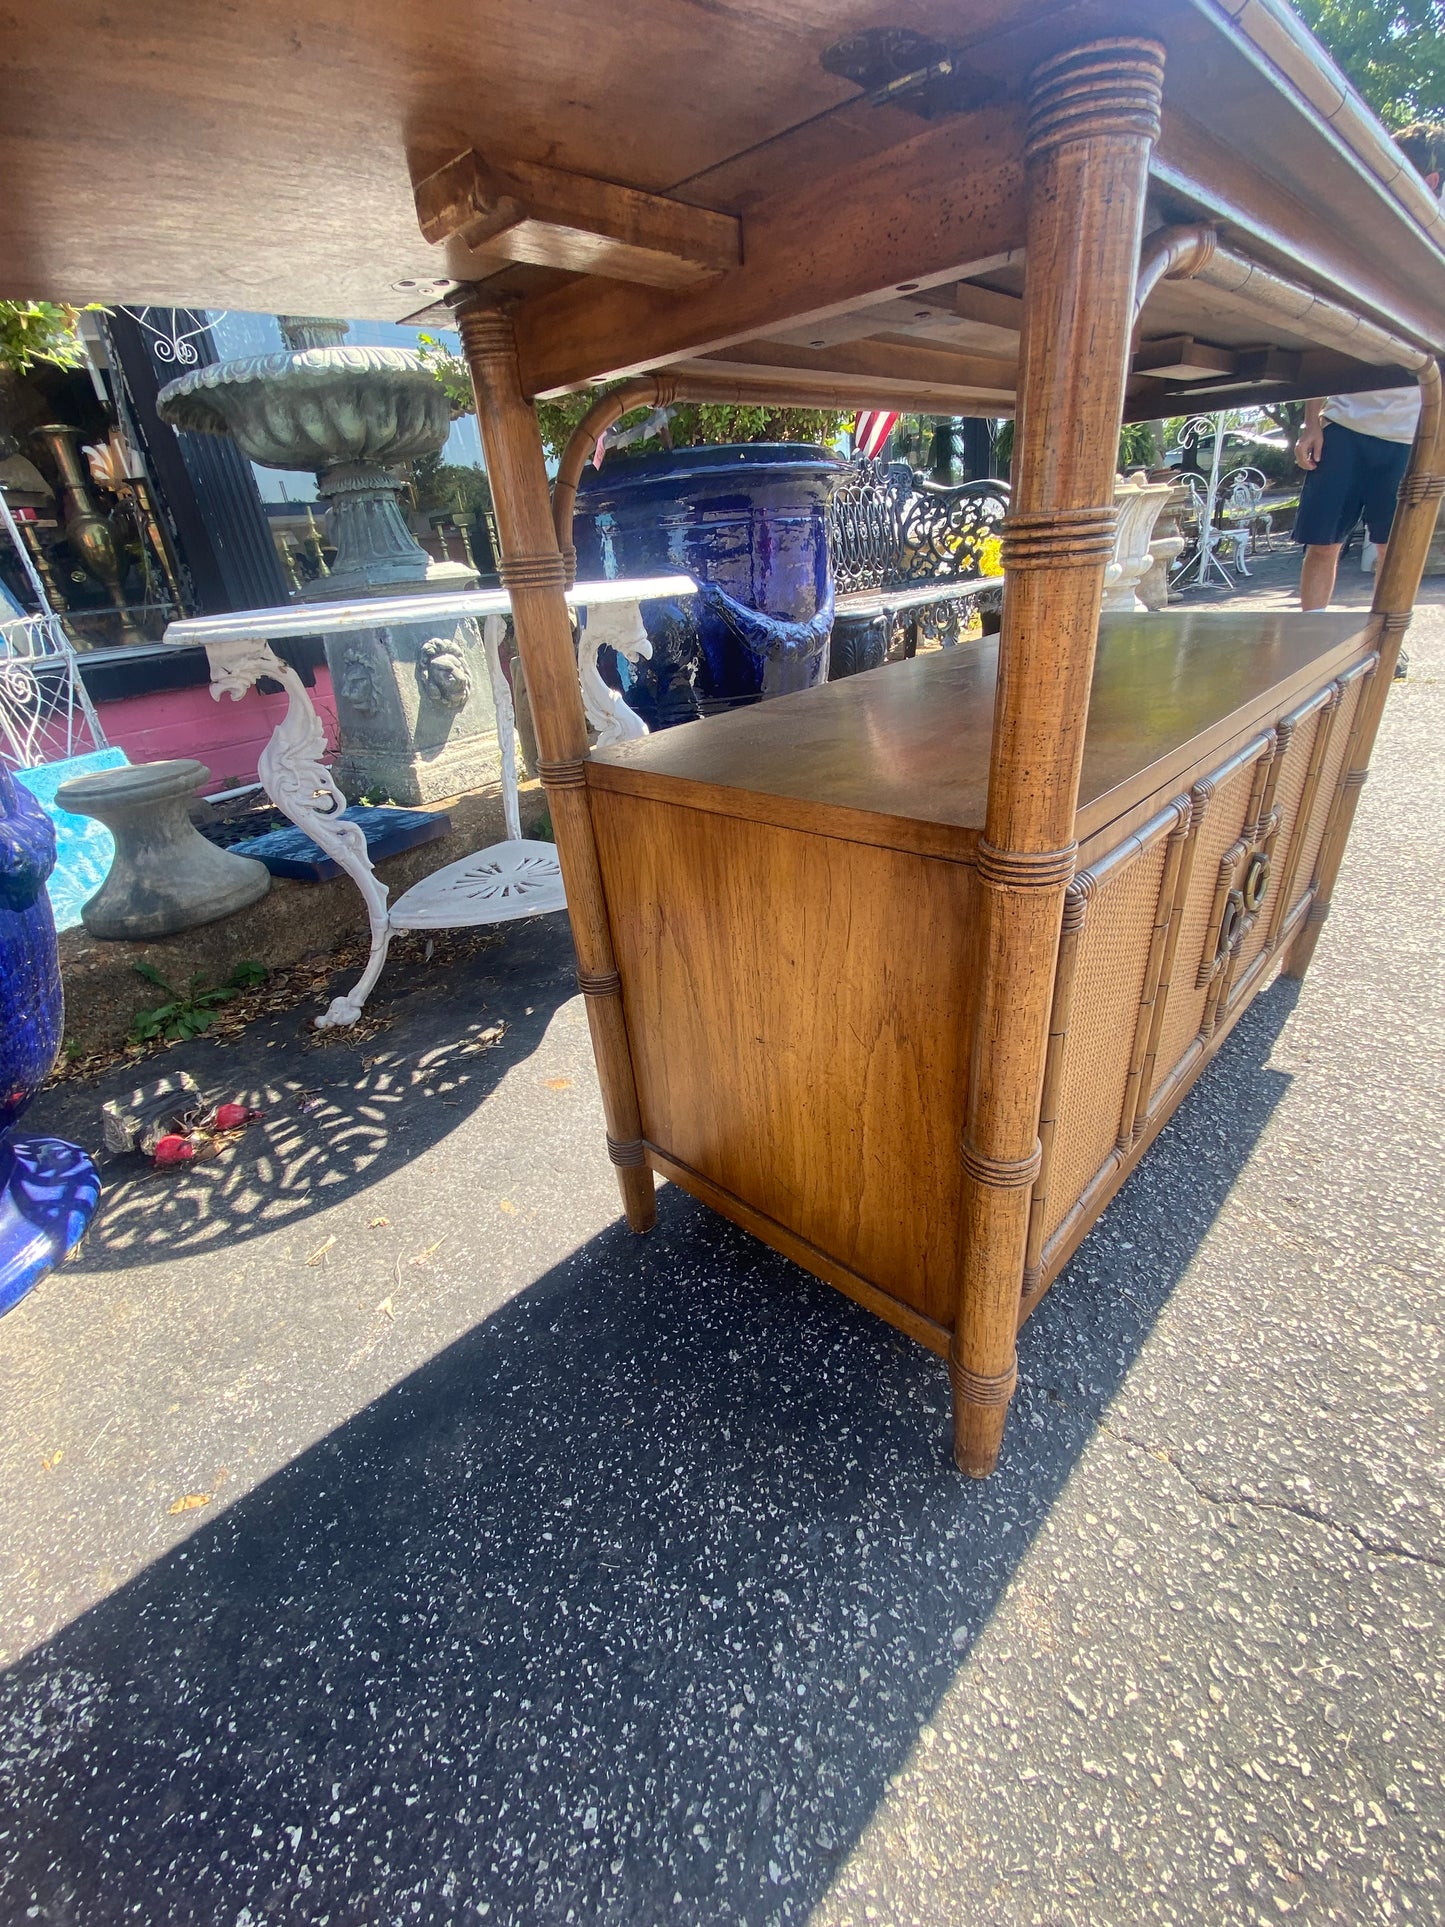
left=1360, top=433, right=1412, bottom=670
left=1300, top=541, right=1343, bottom=610
left=1292, top=422, right=1364, bottom=608
left=1361, top=436, right=1412, bottom=551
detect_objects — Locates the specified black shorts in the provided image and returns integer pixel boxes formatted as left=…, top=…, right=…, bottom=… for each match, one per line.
left=1291, top=420, right=1411, bottom=547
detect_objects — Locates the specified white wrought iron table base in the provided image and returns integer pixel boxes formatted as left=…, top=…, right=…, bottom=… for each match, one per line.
left=165, top=577, right=692, bottom=1027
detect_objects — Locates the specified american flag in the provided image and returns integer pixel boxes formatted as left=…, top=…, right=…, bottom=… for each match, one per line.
left=853, top=411, right=898, bottom=460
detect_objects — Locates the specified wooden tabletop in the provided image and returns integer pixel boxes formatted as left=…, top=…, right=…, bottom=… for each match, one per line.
left=7, top=3, right=1445, bottom=416
left=587, top=610, right=1375, bottom=857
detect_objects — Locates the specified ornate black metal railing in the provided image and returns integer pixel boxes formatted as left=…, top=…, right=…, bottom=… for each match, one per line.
left=826, top=457, right=1010, bottom=676
left=827, top=457, right=1009, bottom=595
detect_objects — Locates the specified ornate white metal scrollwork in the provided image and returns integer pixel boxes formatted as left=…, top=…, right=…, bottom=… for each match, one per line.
left=480, top=615, right=523, bottom=842
left=208, top=635, right=393, bottom=1028
left=203, top=612, right=566, bottom=1028
left=1168, top=418, right=1271, bottom=589
left=388, top=843, right=565, bottom=929
left=576, top=600, right=652, bottom=749
left=180, top=582, right=691, bottom=1028
left=118, top=307, right=222, bottom=368
left=0, top=614, right=109, bottom=773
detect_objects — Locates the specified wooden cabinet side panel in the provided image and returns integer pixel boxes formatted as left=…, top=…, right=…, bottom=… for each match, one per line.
left=590, top=789, right=977, bottom=1328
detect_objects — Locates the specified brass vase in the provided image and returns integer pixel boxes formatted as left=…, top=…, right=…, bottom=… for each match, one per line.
left=32, top=423, right=145, bottom=645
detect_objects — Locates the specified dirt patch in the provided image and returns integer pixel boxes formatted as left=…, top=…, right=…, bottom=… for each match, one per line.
left=55, top=780, right=551, bottom=1056
left=49, top=925, right=508, bottom=1087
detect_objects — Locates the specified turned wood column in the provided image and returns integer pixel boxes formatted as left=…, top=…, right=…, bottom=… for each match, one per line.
left=452, top=292, right=657, bottom=1232
left=951, top=38, right=1165, bottom=1476
left=1286, top=358, right=1445, bottom=980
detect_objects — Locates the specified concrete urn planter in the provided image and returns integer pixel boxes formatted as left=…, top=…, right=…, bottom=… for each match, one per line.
left=1138, top=483, right=1193, bottom=611
left=158, top=318, right=498, bottom=806
left=1103, top=474, right=1177, bottom=612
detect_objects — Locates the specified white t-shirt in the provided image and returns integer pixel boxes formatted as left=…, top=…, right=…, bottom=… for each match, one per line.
left=1323, top=388, right=1421, bottom=444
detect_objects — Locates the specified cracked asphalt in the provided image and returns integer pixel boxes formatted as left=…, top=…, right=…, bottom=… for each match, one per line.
left=1, top=557, right=1441, bottom=1925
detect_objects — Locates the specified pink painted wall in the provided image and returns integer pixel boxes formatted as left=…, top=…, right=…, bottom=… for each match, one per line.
left=93, top=665, right=338, bottom=788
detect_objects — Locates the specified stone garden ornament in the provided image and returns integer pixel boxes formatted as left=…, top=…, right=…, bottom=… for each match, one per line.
left=157, top=318, right=497, bottom=807
left=419, top=630, right=475, bottom=710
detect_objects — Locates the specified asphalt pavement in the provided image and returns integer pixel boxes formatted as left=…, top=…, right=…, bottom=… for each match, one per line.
left=1, top=555, right=1441, bottom=1925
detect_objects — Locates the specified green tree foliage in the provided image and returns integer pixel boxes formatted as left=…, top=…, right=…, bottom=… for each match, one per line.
left=409, top=450, right=494, bottom=518
left=0, top=300, right=90, bottom=375
left=992, top=418, right=1158, bottom=472
left=415, top=335, right=844, bottom=459
left=1294, top=0, right=1445, bottom=128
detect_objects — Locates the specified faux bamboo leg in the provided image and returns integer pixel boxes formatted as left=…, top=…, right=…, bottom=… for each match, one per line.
left=1286, top=359, right=1445, bottom=980
left=453, top=293, right=656, bottom=1233
left=951, top=37, right=1165, bottom=1477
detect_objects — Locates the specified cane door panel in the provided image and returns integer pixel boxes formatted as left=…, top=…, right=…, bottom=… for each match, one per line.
left=1282, top=666, right=1369, bottom=923
left=1146, top=737, right=1271, bottom=1104
left=1037, top=806, right=1180, bottom=1247
left=1233, top=699, right=1326, bottom=983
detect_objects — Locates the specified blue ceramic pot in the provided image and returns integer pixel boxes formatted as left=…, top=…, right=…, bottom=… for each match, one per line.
left=0, top=767, right=100, bottom=1315
left=574, top=443, right=846, bottom=720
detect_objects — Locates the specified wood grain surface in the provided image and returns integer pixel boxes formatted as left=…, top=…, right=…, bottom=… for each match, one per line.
left=588, top=612, right=1373, bottom=854
left=6, top=0, right=1445, bottom=358
left=592, top=790, right=978, bottom=1331
left=588, top=648, right=1366, bottom=1364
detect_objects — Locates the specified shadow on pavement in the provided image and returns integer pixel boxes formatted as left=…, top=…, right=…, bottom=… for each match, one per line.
left=24, top=918, right=577, bottom=1273
left=0, top=983, right=1299, bottom=1926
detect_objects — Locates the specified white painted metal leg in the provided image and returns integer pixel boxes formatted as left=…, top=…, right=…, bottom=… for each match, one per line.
left=208, top=636, right=393, bottom=1029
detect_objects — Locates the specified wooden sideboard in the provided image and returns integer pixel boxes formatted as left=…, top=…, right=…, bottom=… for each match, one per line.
left=587, top=611, right=1377, bottom=1353
left=16, top=2, right=1442, bottom=1470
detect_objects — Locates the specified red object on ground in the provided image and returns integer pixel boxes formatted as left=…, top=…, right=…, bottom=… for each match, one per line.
left=153, top=1134, right=195, bottom=1165
left=212, top=1103, right=251, bottom=1131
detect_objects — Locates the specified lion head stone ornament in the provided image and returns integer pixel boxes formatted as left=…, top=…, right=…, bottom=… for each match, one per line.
left=339, top=645, right=383, bottom=716
left=418, top=629, right=474, bottom=710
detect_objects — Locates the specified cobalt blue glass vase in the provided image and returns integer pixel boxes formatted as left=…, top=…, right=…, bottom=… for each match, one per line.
left=0, top=766, right=100, bottom=1315
left=573, top=443, right=846, bottom=723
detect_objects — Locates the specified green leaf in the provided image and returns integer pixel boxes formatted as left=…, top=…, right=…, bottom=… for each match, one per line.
left=0, top=300, right=100, bottom=376
left=132, top=961, right=173, bottom=991
left=1294, top=0, right=1445, bottom=128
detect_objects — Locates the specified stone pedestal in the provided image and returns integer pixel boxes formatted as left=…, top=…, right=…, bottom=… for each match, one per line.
left=325, top=603, right=502, bottom=807
left=157, top=316, right=500, bottom=807
left=299, top=451, right=500, bottom=805
left=55, top=759, right=270, bottom=938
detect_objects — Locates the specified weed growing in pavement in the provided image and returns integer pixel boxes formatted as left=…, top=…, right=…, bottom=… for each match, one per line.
left=128, top=960, right=269, bottom=1044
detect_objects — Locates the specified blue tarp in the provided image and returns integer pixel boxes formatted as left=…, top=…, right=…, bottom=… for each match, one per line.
left=13, top=749, right=130, bottom=931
